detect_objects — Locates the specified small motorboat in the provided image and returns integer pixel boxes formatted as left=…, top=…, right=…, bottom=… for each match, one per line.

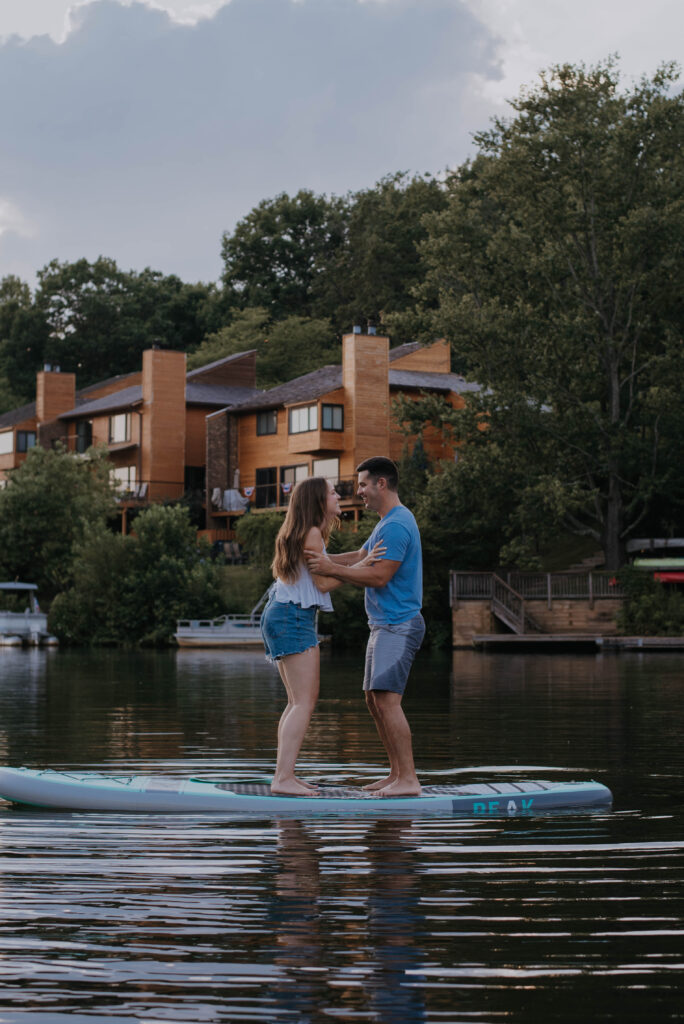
left=0, top=582, right=59, bottom=647
left=175, top=590, right=269, bottom=648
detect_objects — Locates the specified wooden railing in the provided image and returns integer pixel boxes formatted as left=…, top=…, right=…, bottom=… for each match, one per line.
left=451, top=570, right=623, bottom=607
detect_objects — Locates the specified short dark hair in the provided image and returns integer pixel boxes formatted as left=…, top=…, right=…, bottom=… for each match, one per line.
left=356, top=456, right=399, bottom=491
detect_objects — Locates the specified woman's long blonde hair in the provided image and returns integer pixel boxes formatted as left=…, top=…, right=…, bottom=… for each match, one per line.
left=272, top=476, right=339, bottom=583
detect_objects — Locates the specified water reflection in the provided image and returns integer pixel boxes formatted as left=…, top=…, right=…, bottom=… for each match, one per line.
left=271, top=817, right=428, bottom=1021
left=1, top=647, right=684, bottom=1021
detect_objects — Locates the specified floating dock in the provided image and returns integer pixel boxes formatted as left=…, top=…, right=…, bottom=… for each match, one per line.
left=472, top=634, right=684, bottom=651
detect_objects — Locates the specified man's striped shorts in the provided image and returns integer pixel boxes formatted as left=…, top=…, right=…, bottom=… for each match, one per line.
left=363, top=613, right=425, bottom=694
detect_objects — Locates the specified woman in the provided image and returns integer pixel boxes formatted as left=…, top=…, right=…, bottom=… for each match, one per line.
left=261, top=477, right=382, bottom=796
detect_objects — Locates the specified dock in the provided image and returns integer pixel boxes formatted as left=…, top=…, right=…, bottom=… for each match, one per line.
left=471, top=634, right=684, bottom=651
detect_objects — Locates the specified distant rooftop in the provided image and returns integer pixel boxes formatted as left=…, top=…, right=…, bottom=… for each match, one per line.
left=229, top=364, right=479, bottom=414
left=0, top=401, right=38, bottom=430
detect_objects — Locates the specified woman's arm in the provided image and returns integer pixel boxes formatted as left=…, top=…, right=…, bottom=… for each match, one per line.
left=305, top=549, right=401, bottom=589
left=303, top=527, right=342, bottom=593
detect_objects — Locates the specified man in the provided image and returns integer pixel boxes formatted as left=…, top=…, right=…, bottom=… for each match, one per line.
left=305, top=456, right=425, bottom=797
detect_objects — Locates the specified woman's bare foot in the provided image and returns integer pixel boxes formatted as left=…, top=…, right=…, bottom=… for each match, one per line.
left=271, top=777, right=320, bottom=797
left=362, top=775, right=396, bottom=792
left=376, top=779, right=422, bottom=798
left=295, top=776, right=319, bottom=791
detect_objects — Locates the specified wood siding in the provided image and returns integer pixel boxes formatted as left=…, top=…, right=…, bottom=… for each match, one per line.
left=141, top=349, right=186, bottom=500
left=391, top=338, right=450, bottom=373
left=343, top=331, right=390, bottom=468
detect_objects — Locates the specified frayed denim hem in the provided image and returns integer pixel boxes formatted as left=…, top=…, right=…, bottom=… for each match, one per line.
left=263, top=640, right=320, bottom=665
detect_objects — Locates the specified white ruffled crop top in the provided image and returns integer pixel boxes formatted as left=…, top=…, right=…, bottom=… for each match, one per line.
left=272, top=551, right=333, bottom=612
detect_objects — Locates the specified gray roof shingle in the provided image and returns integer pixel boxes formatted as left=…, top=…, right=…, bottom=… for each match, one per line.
left=185, top=383, right=262, bottom=406
left=388, top=370, right=480, bottom=393
left=58, top=381, right=263, bottom=419
left=59, top=386, right=143, bottom=419
left=231, top=366, right=343, bottom=412
left=0, top=401, right=38, bottom=430
left=228, top=365, right=479, bottom=414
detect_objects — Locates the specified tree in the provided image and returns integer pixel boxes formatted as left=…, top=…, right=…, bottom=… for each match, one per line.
left=0, top=444, right=116, bottom=598
left=319, top=172, right=448, bottom=337
left=221, top=190, right=347, bottom=320
left=0, top=275, right=36, bottom=409
left=415, top=59, right=684, bottom=568
left=2, top=258, right=220, bottom=397
left=49, top=504, right=225, bottom=645
left=188, top=308, right=339, bottom=389
left=220, top=175, right=447, bottom=338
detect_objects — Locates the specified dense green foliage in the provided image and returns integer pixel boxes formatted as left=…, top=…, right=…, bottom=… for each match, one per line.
left=220, top=173, right=447, bottom=338
left=49, top=505, right=225, bottom=646
left=616, top=567, right=684, bottom=636
left=0, top=258, right=224, bottom=405
left=188, top=308, right=340, bottom=389
left=405, top=59, right=684, bottom=569
left=221, top=190, right=347, bottom=320
left=0, top=445, right=116, bottom=599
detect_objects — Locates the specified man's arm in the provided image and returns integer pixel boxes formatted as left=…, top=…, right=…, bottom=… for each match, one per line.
left=305, top=549, right=400, bottom=589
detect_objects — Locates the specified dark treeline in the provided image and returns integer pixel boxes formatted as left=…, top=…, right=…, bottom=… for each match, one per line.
left=2, top=58, right=684, bottom=645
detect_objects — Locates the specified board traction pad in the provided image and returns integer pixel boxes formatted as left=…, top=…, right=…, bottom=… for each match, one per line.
left=208, top=780, right=559, bottom=799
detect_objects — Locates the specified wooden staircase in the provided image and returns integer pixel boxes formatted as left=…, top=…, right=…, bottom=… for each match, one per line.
left=491, top=575, right=544, bottom=635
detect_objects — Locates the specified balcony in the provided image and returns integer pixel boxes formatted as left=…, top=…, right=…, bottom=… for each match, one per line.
left=249, top=475, right=362, bottom=513
left=287, top=429, right=345, bottom=454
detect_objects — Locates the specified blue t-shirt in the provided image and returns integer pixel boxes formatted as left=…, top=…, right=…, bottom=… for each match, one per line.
left=362, top=505, right=423, bottom=625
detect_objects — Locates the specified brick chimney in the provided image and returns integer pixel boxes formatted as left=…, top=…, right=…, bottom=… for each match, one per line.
left=141, top=348, right=186, bottom=501
left=342, top=326, right=390, bottom=467
left=36, top=366, right=76, bottom=424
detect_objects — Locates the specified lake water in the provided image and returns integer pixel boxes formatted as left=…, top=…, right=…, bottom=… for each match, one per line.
left=0, top=645, right=683, bottom=1023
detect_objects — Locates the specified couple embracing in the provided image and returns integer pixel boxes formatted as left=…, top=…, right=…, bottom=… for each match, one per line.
left=260, top=456, right=425, bottom=798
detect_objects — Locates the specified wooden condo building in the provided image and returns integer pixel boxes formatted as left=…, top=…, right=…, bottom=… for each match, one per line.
left=204, top=328, right=478, bottom=531
left=0, top=328, right=476, bottom=539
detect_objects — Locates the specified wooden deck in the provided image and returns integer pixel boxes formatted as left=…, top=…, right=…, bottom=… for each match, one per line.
left=472, top=634, right=684, bottom=651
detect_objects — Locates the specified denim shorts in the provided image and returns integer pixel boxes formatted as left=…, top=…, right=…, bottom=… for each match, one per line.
left=260, top=593, right=319, bottom=661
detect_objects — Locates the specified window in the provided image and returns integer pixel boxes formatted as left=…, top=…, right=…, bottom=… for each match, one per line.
left=255, top=467, right=277, bottom=508
left=0, top=431, right=13, bottom=456
left=16, top=430, right=36, bottom=453
left=312, top=457, right=339, bottom=483
left=184, top=466, right=205, bottom=492
left=109, top=413, right=130, bottom=444
left=112, top=465, right=136, bottom=492
left=256, top=410, right=278, bottom=436
left=280, top=464, right=309, bottom=501
left=288, top=404, right=318, bottom=434
left=322, top=404, right=344, bottom=431
left=76, top=421, right=92, bottom=454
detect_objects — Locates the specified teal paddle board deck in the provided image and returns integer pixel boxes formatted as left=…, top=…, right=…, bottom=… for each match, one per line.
left=0, top=767, right=612, bottom=815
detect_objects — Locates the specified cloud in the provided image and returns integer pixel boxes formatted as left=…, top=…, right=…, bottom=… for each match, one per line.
left=0, top=198, right=35, bottom=241
left=0, top=0, right=501, bottom=285
left=462, top=0, right=684, bottom=107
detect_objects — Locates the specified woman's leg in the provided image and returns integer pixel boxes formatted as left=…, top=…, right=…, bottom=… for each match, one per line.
left=275, top=661, right=318, bottom=790
left=271, top=645, right=320, bottom=796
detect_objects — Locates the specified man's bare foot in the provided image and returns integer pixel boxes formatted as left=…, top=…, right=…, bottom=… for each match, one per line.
left=376, top=779, right=422, bottom=798
left=271, top=778, right=320, bottom=797
left=362, top=775, right=396, bottom=792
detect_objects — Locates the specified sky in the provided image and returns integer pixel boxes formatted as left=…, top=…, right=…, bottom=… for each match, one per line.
left=0, top=0, right=682, bottom=288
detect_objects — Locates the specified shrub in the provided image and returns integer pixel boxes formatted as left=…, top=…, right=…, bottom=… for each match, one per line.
left=616, top=567, right=684, bottom=636
left=49, top=505, right=225, bottom=646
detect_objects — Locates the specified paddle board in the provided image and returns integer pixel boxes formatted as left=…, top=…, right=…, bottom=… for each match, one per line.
left=0, top=767, right=612, bottom=815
